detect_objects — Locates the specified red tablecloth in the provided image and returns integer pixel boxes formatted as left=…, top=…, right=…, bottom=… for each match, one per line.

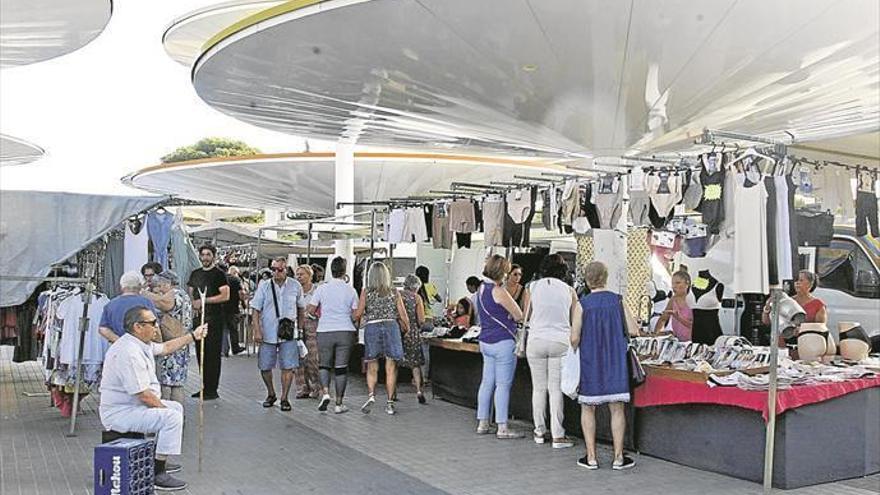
left=633, top=375, right=880, bottom=421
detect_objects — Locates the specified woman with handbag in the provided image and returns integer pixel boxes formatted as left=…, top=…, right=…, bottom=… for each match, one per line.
left=476, top=255, right=525, bottom=439
left=571, top=262, right=635, bottom=470
left=355, top=262, right=410, bottom=415
left=526, top=254, right=579, bottom=448
left=151, top=271, right=193, bottom=406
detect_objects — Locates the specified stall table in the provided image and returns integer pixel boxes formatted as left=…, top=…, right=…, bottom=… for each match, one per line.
left=633, top=372, right=880, bottom=489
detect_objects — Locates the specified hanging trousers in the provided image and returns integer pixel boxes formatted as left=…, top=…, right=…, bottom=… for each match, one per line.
left=855, top=191, right=879, bottom=237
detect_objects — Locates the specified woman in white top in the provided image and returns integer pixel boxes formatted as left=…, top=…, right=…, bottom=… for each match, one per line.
left=526, top=254, right=580, bottom=449
left=307, top=257, right=359, bottom=414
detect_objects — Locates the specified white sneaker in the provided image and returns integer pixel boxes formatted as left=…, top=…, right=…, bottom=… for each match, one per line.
left=361, top=395, right=375, bottom=414
left=334, top=404, right=349, bottom=414
left=385, top=401, right=396, bottom=415
left=533, top=432, right=546, bottom=444
left=552, top=437, right=575, bottom=449
left=318, top=394, right=331, bottom=412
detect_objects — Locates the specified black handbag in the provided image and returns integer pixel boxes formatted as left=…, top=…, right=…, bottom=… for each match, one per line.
left=795, top=208, right=834, bottom=247
left=270, top=281, right=297, bottom=341
left=619, top=295, right=646, bottom=388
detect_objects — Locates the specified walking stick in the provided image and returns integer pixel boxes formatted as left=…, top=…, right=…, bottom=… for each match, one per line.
left=198, top=289, right=207, bottom=473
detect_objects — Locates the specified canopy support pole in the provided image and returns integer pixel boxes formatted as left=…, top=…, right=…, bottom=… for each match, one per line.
left=763, top=287, right=782, bottom=493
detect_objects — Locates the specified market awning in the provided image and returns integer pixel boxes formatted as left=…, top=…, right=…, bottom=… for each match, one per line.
left=190, top=0, right=879, bottom=157
left=0, top=0, right=112, bottom=67
left=0, top=191, right=163, bottom=307
left=123, top=152, right=568, bottom=212
left=0, top=133, right=44, bottom=167
left=189, top=220, right=289, bottom=246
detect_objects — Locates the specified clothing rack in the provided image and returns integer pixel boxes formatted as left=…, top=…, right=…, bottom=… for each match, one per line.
left=697, top=128, right=790, bottom=156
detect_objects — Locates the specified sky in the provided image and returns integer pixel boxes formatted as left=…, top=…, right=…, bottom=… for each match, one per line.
left=0, top=0, right=330, bottom=195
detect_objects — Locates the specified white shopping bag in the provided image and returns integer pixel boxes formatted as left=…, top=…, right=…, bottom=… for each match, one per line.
left=560, top=347, right=580, bottom=399
left=297, top=340, right=308, bottom=358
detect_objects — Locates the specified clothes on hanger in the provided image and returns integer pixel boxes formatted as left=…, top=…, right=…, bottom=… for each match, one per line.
left=733, top=178, right=769, bottom=295
left=147, top=210, right=174, bottom=270
left=855, top=168, right=878, bottom=237
left=697, top=154, right=727, bottom=235
left=593, top=177, right=623, bottom=230
left=504, top=186, right=537, bottom=247
left=682, top=170, right=703, bottom=210
left=386, top=208, right=407, bottom=244
left=401, top=207, right=429, bottom=242
left=542, top=185, right=559, bottom=231
left=558, top=180, right=580, bottom=233
left=123, top=216, right=149, bottom=273
left=774, top=175, right=795, bottom=281
left=581, top=182, right=602, bottom=229
left=448, top=199, right=476, bottom=234
left=483, top=196, right=505, bottom=247
left=813, top=166, right=855, bottom=221
left=646, top=171, right=682, bottom=219
left=432, top=201, right=453, bottom=249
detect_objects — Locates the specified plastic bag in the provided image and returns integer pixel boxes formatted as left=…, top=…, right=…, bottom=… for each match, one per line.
left=561, top=347, right=580, bottom=399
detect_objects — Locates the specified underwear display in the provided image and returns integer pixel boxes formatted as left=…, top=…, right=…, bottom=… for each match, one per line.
left=401, top=206, right=429, bottom=242
left=482, top=198, right=505, bottom=247
left=646, top=171, right=682, bottom=219
left=593, top=177, right=623, bottom=229
left=448, top=199, right=476, bottom=233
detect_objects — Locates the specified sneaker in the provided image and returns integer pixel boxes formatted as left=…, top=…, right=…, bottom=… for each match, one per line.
left=385, top=401, right=396, bottom=415
left=334, top=404, right=349, bottom=414
left=476, top=423, right=491, bottom=435
left=495, top=429, right=524, bottom=439
left=577, top=456, right=599, bottom=470
left=317, top=394, right=331, bottom=412
left=417, top=392, right=426, bottom=405
left=232, top=346, right=246, bottom=355
left=533, top=432, right=546, bottom=444
left=154, top=472, right=187, bottom=491
left=361, top=395, right=375, bottom=414
left=164, top=462, right=182, bottom=474
left=612, top=456, right=636, bottom=470
left=552, top=437, right=575, bottom=449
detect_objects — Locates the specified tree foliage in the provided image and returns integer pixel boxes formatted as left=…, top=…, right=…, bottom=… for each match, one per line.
left=161, top=137, right=261, bottom=163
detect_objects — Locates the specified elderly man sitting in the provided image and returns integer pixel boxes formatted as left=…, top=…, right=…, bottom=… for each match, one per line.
left=99, top=305, right=207, bottom=492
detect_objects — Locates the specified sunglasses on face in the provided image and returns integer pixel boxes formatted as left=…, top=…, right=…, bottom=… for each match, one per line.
left=272, top=267, right=285, bottom=273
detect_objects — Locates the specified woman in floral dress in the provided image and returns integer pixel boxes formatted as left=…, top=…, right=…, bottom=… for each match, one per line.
left=152, top=271, right=193, bottom=405
left=399, top=274, right=427, bottom=404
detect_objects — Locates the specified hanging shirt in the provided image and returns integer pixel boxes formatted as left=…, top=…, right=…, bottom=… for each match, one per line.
left=58, top=293, right=110, bottom=365
left=123, top=218, right=149, bottom=273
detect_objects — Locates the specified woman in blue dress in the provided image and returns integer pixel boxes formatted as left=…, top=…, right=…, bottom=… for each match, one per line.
left=570, top=261, right=635, bottom=471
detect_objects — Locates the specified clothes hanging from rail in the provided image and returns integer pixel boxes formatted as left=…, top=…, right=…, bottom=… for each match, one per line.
left=855, top=168, right=879, bottom=237
left=401, top=206, right=430, bottom=243
left=147, top=209, right=174, bottom=270
left=123, top=217, right=149, bottom=273
left=558, top=180, right=580, bottom=234
left=542, top=184, right=560, bottom=231
left=504, top=186, right=536, bottom=248
left=593, top=176, right=623, bottom=230
left=448, top=199, right=476, bottom=234
left=686, top=270, right=724, bottom=345
left=696, top=154, right=726, bottom=235
left=628, top=171, right=651, bottom=227
left=432, top=201, right=453, bottom=249
left=386, top=208, right=407, bottom=244
left=682, top=169, right=703, bottom=210
left=483, top=196, right=505, bottom=246
left=733, top=178, right=769, bottom=294
left=813, top=166, right=856, bottom=221
left=102, top=231, right=125, bottom=298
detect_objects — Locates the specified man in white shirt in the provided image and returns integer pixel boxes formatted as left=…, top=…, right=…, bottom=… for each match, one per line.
left=100, top=305, right=207, bottom=492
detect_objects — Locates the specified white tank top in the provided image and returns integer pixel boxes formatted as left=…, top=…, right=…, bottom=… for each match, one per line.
left=528, top=278, right=573, bottom=344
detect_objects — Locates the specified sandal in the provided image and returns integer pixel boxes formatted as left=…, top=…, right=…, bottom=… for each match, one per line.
left=262, top=395, right=277, bottom=408
left=280, top=400, right=292, bottom=412
left=295, top=392, right=311, bottom=399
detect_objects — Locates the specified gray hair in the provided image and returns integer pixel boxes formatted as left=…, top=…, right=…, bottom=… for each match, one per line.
left=366, top=262, right=392, bottom=297
left=584, top=261, right=608, bottom=289
left=120, top=271, right=145, bottom=290
left=403, top=274, right=422, bottom=292
left=156, top=271, right=178, bottom=286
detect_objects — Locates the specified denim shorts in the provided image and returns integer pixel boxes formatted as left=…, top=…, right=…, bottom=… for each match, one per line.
left=258, top=341, right=299, bottom=371
left=363, top=320, right=404, bottom=361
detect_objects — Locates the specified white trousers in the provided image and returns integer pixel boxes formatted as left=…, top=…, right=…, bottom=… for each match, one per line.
left=102, top=400, right=184, bottom=456
left=526, top=337, right=568, bottom=439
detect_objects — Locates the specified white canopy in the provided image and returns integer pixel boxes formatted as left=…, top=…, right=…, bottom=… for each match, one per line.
left=191, top=0, right=880, bottom=157
left=0, top=133, right=44, bottom=166
left=0, top=191, right=162, bottom=307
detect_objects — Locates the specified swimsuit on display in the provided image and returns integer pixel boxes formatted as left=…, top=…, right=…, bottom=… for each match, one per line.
left=504, top=186, right=537, bottom=247
left=686, top=272, right=724, bottom=345
left=697, top=154, right=727, bottom=235
left=594, top=177, right=623, bottom=230
left=646, top=171, right=682, bottom=218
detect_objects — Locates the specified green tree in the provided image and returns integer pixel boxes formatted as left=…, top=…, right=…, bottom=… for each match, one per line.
left=161, top=137, right=260, bottom=163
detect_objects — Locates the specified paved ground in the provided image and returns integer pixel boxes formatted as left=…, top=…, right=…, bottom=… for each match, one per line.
left=1, top=346, right=878, bottom=495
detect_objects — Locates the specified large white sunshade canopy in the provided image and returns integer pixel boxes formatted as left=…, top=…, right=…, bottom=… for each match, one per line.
left=191, top=0, right=879, bottom=158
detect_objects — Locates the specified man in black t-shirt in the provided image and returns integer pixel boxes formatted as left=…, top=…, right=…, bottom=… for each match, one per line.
left=188, top=245, right=230, bottom=400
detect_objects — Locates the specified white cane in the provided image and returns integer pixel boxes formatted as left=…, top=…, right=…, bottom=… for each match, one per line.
left=198, top=288, right=207, bottom=473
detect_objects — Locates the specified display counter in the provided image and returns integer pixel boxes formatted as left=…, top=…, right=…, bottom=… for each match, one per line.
left=427, top=338, right=879, bottom=489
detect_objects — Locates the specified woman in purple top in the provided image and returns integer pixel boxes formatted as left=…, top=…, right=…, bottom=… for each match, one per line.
left=476, top=254, right=525, bottom=439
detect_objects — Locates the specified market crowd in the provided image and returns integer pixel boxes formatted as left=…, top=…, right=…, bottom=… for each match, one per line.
left=96, top=243, right=677, bottom=490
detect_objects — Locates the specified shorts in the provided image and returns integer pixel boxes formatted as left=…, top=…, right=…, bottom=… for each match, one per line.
left=258, top=341, right=299, bottom=371
left=317, top=331, right=355, bottom=369
left=363, top=320, right=404, bottom=361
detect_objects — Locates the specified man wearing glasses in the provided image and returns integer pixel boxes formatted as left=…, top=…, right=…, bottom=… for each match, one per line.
left=99, top=305, right=208, bottom=492
left=251, top=257, right=305, bottom=412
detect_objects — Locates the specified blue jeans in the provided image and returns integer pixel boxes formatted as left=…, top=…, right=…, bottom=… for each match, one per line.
left=477, top=339, right=517, bottom=424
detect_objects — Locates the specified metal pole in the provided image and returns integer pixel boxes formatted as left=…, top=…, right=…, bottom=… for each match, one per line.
left=369, top=211, right=376, bottom=266
left=307, top=222, right=313, bottom=264
left=763, top=287, right=782, bottom=493
left=66, top=279, right=94, bottom=437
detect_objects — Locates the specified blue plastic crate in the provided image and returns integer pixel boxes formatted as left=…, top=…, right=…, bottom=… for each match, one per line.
left=94, top=437, right=155, bottom=495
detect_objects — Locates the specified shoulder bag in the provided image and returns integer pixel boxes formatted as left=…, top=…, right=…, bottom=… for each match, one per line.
left=619, top=295, right=645, bottom=388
